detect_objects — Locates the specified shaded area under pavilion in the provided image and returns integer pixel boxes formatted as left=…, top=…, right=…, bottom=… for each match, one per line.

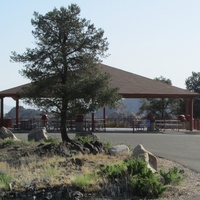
left=0, top=63, right=199, bottom=131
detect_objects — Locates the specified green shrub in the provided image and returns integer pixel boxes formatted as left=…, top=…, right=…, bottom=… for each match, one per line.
left=125, top=158, right=152, bottom=177
left=99, top=158, right=167, bottom=198
left=72, top=172, right=97, bottom=189
left=102, top=140, right=112, bottom=153
left=44, top=137, right=60, bottom=144
left=160, top=167, right=184, bottom=185
left=100, top=161, right=127, bottom=182
left=0, top=138, right=15, bottom=146
left=0, top=170, right=13, bottom=191
left=75, top=135, right=94, bottom=144
left=130, top=173, right=166, bottom=198
left=105, top=121, right=117, bottom=128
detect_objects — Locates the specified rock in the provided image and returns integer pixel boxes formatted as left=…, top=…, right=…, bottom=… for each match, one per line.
left=92, top=140, right=104, bottom=153
left=108, top=144, right=130, bottom=156
left=84, top=142, right=99, bottom=155
left=72, top=190, right=83, bottom=199
left=0, top=126, right=19, bottom=140
left=132, top=144, right=157, bottom=172
left=28, top=127, right=48, bottom=141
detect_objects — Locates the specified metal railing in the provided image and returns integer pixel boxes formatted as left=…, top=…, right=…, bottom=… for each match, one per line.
left=6, top=117, right=106, bottom=132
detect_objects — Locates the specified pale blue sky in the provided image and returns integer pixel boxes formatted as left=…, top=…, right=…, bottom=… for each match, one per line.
left=1, top=0, right=200, bottom=106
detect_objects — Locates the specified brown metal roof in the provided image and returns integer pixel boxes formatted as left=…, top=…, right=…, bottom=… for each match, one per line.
left=0, top=83, right=30, bottom=98
left=99, top=64, right=200, bottom=99
left=0, top=64, right=199, bottom=99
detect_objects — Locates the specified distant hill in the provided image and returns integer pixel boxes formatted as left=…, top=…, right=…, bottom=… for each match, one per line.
left=91, top=98, right=142, bottom=118
left=5, top=106, right=42, bottom=119
left=4, top=104, right=13, bottom=114
left=4, top=99, right=142, bottom=119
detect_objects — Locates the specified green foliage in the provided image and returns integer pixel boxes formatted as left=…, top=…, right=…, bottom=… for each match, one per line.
left=0, top=138, right=16, bottom=147
left=75, top=135, right=94, bottom=144
left=10, top=3, right=120, bottom=142
left=185, top=72, right=200, bottom=118
left=130, top=174, right=166, bottom=198
left=99, top=158, right=169, bottom=198
left=105, top=121, right=117, bottom=127
left=125, top=158, right=152, bottom=177
left=44, top=137, right=60, bottom=145
left=42, top=165, right=59, bottom=178
left=126, top=158, right=166, bottom=198
left=160, top=167, right=184, bottom=185
left=102, top=140, right=112, bottom=149
left=0, top=170, right=13, bottom=191
left=100, top=161, right=127, bottom=182
left=138, top=76, right=182, bottom=119
left=72, top=172, right=97, bottom=189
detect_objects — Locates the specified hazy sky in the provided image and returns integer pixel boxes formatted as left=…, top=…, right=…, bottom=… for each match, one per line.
left=1, top=0, right=200, bottom=106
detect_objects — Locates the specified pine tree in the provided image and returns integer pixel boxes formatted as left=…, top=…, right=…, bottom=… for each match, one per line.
left=11, top=4, right=119, bottom=142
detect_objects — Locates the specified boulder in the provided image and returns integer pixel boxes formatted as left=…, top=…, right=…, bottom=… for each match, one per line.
left=84, top=142, right=99, bottom=155
left=132, top=144, right=157, bottom=172
left=28, top=127, right=48, bottom=141
left=108, top=144, right=130, bottom=156
left=0, top=126, right=19, bottom=140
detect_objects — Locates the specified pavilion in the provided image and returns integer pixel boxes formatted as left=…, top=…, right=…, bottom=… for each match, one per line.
left=0, top=64, right=199, bottom=131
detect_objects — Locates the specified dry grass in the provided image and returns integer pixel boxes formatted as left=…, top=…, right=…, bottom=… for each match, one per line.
left=0, top=139, right=129, bottom=193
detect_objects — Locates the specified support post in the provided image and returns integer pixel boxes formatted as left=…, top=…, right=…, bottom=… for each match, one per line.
left=0, top=97, right=4, bottom=127
left=92, top=112, right=95, bottom=132
left=185, top=99, right=190, bottom=116
left=16, top=99, right=19, bottom=128
left=189, top=98, right=194, bottom=131
left=103, top=107, right=106, bottom=131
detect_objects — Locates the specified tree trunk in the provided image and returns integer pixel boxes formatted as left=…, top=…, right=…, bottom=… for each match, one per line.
left=60, top=109, right=71, bottom=143
left=60, top=125, right=71, bottom=142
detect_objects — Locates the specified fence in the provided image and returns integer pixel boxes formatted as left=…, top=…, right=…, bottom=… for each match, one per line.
left=4, top=117, right=200, bottom=132
left=154, top=120, right=183, bottom=131
left=8, top=117, right=106, bottom=132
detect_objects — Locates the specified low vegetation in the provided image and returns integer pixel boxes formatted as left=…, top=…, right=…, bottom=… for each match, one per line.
left=0, top=136, right=185, bottom=199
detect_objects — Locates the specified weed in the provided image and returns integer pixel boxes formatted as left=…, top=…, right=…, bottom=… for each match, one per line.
left=0, top=170, right=13, bottom=191
left=72, top=172, right=98, bottom=189
left=0, top=138, right=16, bottom=146
left=44, top=137, right=60, bottom=144
left=75, top=135, right=94, bottom=144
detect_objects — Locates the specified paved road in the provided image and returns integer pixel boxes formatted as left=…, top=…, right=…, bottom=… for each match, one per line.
left=15, top=130, right=200, bottom=173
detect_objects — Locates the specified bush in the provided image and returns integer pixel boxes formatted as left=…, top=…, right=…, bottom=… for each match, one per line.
left=100, top=161, right=127, bottom=182
left=160, top=167, right=184, bottom=185
left=72, top=172, right=97, bottom=189
left=130, top=174, right=166, bottom=198
left=99, top=158, right=168, bottom=198
left=125, top=158, right=152, bottom=177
